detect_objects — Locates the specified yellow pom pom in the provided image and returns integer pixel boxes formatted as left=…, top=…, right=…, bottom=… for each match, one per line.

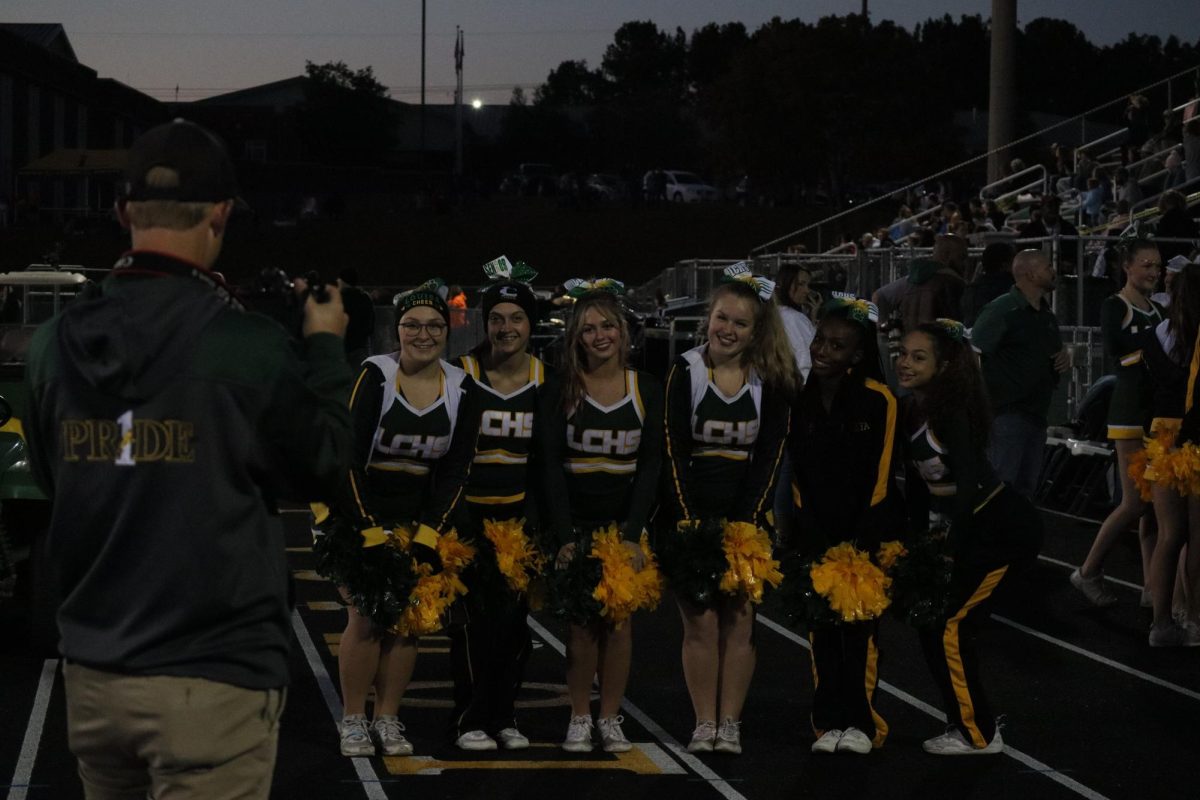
left=390, top=527, right=476, bottom=636
left=876, top=540, right=907, bottom=573
left=810, top=543, right=892, bottom=623
left=719, top=521, right=783, bottom=604
left=588, top=525, right=663, bottom=627
left=483, top=518, right=547, bottom=594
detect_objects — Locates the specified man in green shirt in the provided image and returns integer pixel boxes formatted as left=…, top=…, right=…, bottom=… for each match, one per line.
left=971, top=249, right=1068, bottom=499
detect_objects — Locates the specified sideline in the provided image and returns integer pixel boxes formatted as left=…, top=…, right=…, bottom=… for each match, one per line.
left=5, top=658, right=58, bottom=800
left=526, top=616, right=750, bottom=800
left=1036, top=554, right=1143, bottom=592
left=291, top=610, right=389, bottom=800
left=755, top=614, right=1112, bottom=800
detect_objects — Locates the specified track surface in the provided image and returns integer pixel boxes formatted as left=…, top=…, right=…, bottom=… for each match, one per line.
left=2, top=509, right=1194, bottom=800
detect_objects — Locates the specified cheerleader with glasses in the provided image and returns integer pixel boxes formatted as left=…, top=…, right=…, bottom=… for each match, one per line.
left=787, top=294, right=900, bottom=756
left=448, top=258, right=550, bottom=751
left=895, top=319, right=1042, bottom=755
left=316, top=280, right=480, bottom=758
left=539, top=280, right=664, bottom=754
left=663, top=264, right=798, bottom=755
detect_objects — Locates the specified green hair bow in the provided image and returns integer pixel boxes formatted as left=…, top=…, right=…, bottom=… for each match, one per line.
left=720, top=261, right=775, bottom=302
left=822, top=291, right=879, bottom=325
left=564, top=277, right=626, bottom=298
left=482, top=255, right=539, bottom=284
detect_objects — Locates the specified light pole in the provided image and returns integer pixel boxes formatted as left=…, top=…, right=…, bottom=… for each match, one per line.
left=420, top=0, right=426, bottom=154
left=987, top=0, right=1017, bottom=183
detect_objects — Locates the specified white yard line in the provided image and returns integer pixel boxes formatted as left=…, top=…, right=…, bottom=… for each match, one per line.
left=291, top=610, right=389, bottom=800
left=1037, top=554, right=1144, bottom=591
left=526, top=616, right=750, bottom=800
left=756, top=614, right=1113, bottom=800
left=6, top=659, right=58, bottom=800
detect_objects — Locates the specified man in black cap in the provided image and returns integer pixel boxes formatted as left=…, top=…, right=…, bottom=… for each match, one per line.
left=23, top=119, right=355, bottom=799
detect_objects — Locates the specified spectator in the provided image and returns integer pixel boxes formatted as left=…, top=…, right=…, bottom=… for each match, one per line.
left=1151, top=254, right=1190, bottom=307
left=889, top=205, right=915, bottom=241
left=448, top=284, right=468, bottom=328
left=1114, top=167, right=1144, bottom=208
left=896, top=233, right=969, bottom=333
left=339, top=267, right=376, bottom=365
left=23, top=120, right=353, bottom=798
left=1081, top=178, right=1104, bottom=227
left=971, top=249, right=1068, bottom=499
left=1184, top=118, right=1200, bottom=184
left=1163, top=147, right=1186, bottom=191
left=963, top=242, right=1016, bottom=326
left=1154, top=190, right=1200, bottom=262
left=1019, top=195, right=1079, bottom=269
left=1124, top=94, right=1152, bottom=164
left=984, top=199, right=1008, bottom=230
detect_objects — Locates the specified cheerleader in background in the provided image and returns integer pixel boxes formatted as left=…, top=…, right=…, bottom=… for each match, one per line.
left=449, top=260, right=549, bottom=751
left=1141, top=263, right=1200, bottom=646
left=540, top=284, right=664, bottom=753
left=663, top=265, right=797, bottom=754
left=895, top=320, right=1042, bottom=755
left=1071, top=240, right=1163, bottom=608
left=771, top=263, right=815, bottom=546
left=787, top=295, right=900, bottom=755
left=321, top=281, right=480, bottom=757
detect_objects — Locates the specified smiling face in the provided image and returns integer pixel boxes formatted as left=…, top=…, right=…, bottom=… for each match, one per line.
left=397, top=306, right=448, bottom=368
left=578, top=306, right=623, bottom=368
left=486, top=301, right=531, bottom=359
left=895, top=331, right=940, bottom=391
left=1124, top=245, right=1162, bottom=296
left=809, top=316, right=863, bottom=380
left=707, top=293, right=758, bottom=362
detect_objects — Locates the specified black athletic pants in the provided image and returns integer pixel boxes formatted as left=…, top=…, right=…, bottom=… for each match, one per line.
left=808, top=621, right=886, bottom=745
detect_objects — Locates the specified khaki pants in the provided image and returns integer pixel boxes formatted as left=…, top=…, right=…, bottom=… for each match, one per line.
left=64, top=663, right=286, bottom=800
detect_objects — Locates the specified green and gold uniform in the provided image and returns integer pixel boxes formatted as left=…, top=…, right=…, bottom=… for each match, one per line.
left=902, top=400, right=1042, bottom=750
left=450, top=353, right=548, bottom=739
left=1100, top=294, right=1164, bottom=440
left=664, top=345, right=789, bottom=527
left=541, top=370, right=664, bottom=544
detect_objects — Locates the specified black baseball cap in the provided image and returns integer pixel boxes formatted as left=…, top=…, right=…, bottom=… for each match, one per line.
left=122, top=119, right=241, bottom=203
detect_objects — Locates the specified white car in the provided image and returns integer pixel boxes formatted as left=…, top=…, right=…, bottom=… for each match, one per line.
left=643, top=170, right=718, bottom=203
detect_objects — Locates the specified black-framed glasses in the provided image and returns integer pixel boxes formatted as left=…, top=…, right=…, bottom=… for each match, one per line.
left=399, top=321, right=448, bottom=337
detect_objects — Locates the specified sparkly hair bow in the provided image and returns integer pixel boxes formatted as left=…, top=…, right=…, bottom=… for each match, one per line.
left=482, top=254, right=539, bottom=284
left=720, top=261, right=775, bottom=302
left=932, top=317, right=967, bottom=342
left=822, top=291, right=879, bottom=325
left=393, top=277, right=448, bottom=307
left=564, top=277, right=626, bottom=298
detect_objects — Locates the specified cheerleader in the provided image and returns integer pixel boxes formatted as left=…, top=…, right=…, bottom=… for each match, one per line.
left=1071, top=240, right=1163, bottom=607
left=449, top=260, right=549, bottom=751
left=663, top=265, right=797, bottom=754
left=322, top=280, right=480, bottom=757
left=788, top=295, right=899, bottom=755
left=895, top=320, right=1042, bottom=755
left=1142, top=263, right=1200, bottom=646
left=539, top=283, right=664, bottom=753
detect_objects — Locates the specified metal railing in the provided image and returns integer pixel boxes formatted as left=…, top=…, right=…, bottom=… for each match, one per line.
left=979, top=164, right=1049, bottom=206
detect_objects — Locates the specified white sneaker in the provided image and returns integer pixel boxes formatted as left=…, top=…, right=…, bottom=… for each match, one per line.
left=339, top=714, right=376, bottom=757
left=496, top=727, right=530, bottom=750
left=1069, top=569, right=1117, bottom=607
left=1149, top=622, right=1188, bottom=647
left=687, top=720, right=717, bottom=753
left=455, top=729, right=498, bottom=751
left=922, top=726, right=1003, bottom=755
left=597, top=715, right=633, bottom=753
left=713, top=717, right=742, bottom=754
left=810, top=729, right=842, bottom=754
left=836, top=727, right=873, bottom=754
left=562, top=714, right=594, bottom=753
left=371, top=715, right=413, bottom=756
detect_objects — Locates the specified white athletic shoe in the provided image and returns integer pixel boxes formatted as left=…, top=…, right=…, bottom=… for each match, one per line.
left=1069, top=568, right=1117, bottom=607
left=455, top=729, right=498, bottom=751
left=372, top=715, right=413, bottom=756
left=687, top=720, right=718, bottom=753
left=922, top=726, right=1003, bottom=755
left=496, top=727, right=530, bottom=750
left=597, top=715, right=633, bottom=753
left=562, top=714, right=594, bottom=753
left=836, top=727, right=873, bottom=754
left=810, top=729, right=843, bottom=754
left=339, top=714, right=376, bottom=757
left=713, top=717, right=742, bottom=754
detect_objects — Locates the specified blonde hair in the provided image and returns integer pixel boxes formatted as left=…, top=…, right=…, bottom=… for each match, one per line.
left=708, top=282, right=800, bottom=398
left=561, top=292, right=629, bottom=413
left=124, top=167, right=213, bottom=230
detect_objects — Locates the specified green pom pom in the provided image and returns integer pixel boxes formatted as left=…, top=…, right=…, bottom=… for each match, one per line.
left=888, top=532, right=954, bottom=628
left=313, top=515, right=420, bottom=632
left=546, top=530, right=605, bottom=625
left=656, top=518, right=728, bottom=610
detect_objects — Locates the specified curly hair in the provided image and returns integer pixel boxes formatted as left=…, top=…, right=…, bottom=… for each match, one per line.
left=707, top=281, right=800, bottom=398
left=561, top=292, right=630, bottom=413
left=912, top=323, right=992, bottom=452
left=1168, top=263, right=1200, bottom=364
left=815, top=304, right=885, bottom=384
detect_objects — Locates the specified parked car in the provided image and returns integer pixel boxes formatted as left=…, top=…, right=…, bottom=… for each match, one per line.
left=642, top=169, right=719, bottom=203
left=499, top=162, right=557, bottom=197
left=586, top=173, right=628, bottom=202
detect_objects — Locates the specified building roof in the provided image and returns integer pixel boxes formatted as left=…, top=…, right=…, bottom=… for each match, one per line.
left=0, top=23, right=77, bottom=62
left=19, top=149, right=127, bottom=175
left=193, top=77, right=309, bottom=110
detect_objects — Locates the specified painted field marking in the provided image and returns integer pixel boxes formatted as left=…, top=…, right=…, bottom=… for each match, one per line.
left=383, top=742, right=684, bottom=776
left=6, top=659, right=58, bottom=800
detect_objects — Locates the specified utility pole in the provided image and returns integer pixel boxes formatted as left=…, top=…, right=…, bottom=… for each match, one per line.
left=420, top=0, right=426, bottom=154
left=454, top=26, right=463, bottom=177
left=861, top=1, right=868, bottom=19
left=987, top=0, right=1017, bottom=183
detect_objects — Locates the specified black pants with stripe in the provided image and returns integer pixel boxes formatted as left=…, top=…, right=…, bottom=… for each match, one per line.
left=917, top=486, right=1042, bottom=748
left=809, top=621, right=887, bottom=745
left=448, top=588, right=532, bottom=737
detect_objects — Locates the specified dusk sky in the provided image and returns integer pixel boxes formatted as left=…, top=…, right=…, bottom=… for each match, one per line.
left=6, top=1, right=1200, bottom=105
